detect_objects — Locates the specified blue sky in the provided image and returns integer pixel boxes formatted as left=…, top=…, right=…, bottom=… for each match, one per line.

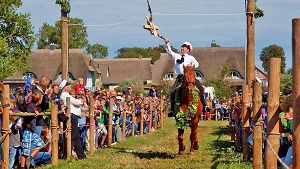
left=19, top=0, right=300, bottom=70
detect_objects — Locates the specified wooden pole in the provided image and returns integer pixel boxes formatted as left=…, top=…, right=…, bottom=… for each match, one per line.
left=160, top=97, right=164, bottom=129
left=242, top=85, right=250, bottom=161
left=122, top=110, right=126, bottom=140
left=140, top=109, right=144, bottom=136
left=1, top=85, right=9, bottom=169
left=66, top=97, right=72, bottom=158
left=264, top=58, right=281, bottom=169
left=246, top=0, right=255, bottom=87
left=253, top=82, right=263, bottom=169
left=89, top=97, right=95, bottom=155
left=149, top=102, right=153, bottom=133
left=292, top=18, right=300, bottom=169
left=235, top=92, right=242, bottom=149
left=132, top=102, right=136, bottom=137
left=51, top=104, right=59, bottom=165
left=61, top=11, right=68, bottom=80
left=154, top=110, right=158, bottom=131
left=108, top=97, right=113, bottom=147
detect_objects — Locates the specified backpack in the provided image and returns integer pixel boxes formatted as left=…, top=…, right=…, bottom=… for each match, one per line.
left=15, top=87, right=33, bottom=112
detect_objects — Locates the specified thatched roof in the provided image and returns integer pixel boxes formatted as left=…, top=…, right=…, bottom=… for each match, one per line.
left=92, top=58, right=152, bottom=85
left=152, top=47, right=246, bottom=85
left=10, top=49, right=99, bottom=81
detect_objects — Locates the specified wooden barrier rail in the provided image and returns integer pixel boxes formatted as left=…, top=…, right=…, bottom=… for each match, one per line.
left=0, top=84, right=167, bottom=168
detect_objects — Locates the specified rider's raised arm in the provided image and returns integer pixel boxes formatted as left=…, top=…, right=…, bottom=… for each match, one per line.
left=163, top=37, right=178, bottom=60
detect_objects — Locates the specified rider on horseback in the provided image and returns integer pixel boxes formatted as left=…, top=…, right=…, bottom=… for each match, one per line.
left=162, top=37, right=208, bottom=114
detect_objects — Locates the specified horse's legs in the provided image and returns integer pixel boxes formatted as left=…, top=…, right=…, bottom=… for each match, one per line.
left=190, top=118, right=199, bottom=156
left=178, top=129, right=185, bottom=155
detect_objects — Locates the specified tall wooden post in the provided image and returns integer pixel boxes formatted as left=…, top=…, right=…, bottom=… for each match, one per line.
left=61, top=11, right=68, bottom=80
left=51, top=104, right=59, bottom=165
left=292, top=18, right=300, bottom=169
left=122, top=110, right=126, bottom=140
left=108, top=97, right=113, bottom=147
left=140, top=109, right=144, bottom=136
left=235, top=92, right=242, bottom=149
left=160, top=98, right=164, bottom=129
left=242, top=85, right=250, bottom=161
left=66, top=97, right=72, bottom=158
left=253, top=82, right=263, bottom=169
left=246, top=0, right=255, bottom=88
left=132, top=102, right=136, bottom=137
left=89, top=97, right=95, bottom=155
left=154, top=110, right=158, bottom=131
left=1, top=85, right=9, bottom=169
left=149, top=102, right=153, bottom=133
left=265, top=58, right=281, bottom=169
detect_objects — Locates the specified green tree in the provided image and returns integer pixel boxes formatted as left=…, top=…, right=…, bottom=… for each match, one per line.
left=0, top=0, right=35, bottom=79
left=118, top=77, right=145, bottom=94
left=36, top=17, right=89, bottom=49
left=286, top=68, right=292, bottom=75
left=115, top=45, right=178, bottom=62
left=259, top=44, right=286, bottom=73
left=86, top=43, right=108, bottom=59
left=280, top=73, right=292, bottom=92
left=203, top=75, right=234, bottom=100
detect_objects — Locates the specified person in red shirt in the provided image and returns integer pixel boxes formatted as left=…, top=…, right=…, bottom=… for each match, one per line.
left=74, top=78, right=87, bottom=95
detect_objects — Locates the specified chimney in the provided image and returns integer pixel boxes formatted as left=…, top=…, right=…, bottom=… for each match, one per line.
left=138, top=54, right=142, bottom=59
left=49, top=43, right=56, bottom=50
left=211, top=40, right=217, bottom=47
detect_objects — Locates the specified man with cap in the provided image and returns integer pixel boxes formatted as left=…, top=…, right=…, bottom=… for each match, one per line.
left=59, top=79, right=86, bottom=159
left=163, top=37, right=207, bottom=114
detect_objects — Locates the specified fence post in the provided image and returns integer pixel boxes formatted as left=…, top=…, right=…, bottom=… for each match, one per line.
left=66, top=97, right=72, bottom=159
left=122, top=107, right=126, bottom=141
left=132, top=102, right=136, bottom=137
left=154, top=110, right=158, bottom=131
left=89, top=97, right=95, bottom=155
left=140, top=109, right=144, bottom=136
left=108, top=97, right=113, bottom=147
left=292, top=18, right=300, bottom=169
left=264, top=58, right=281, bottom=169
left=160, top=97, right=164, bottom=129
left=235, top=92, right=242, bottom=149
left=1, top=85, right=9, bottom=169
left=51, top=104, right=59, bottom=165
left=242, top=85, right=250, bottom=161
left=253, top=82, right=263, bottom=169
left=149, top=102, right=153, bottom=133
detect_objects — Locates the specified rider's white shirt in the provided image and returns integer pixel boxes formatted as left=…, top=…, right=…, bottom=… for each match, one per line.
left=164, top=43, right=199, bottom=75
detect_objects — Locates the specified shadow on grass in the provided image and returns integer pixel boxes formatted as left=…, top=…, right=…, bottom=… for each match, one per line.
left=209, top=126, right=243, bottom=169
left=113, top=147, right=176, bottom=160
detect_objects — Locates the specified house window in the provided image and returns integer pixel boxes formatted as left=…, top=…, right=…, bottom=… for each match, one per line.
left=55, top=72, right=76, bottom=81
left=22, top=72, right=37, bottom=79
left=195, top=71, right=204, bottom=80
left=229, top=70, right=243, bottom=79
left=163, top=73, right=174, bottom=80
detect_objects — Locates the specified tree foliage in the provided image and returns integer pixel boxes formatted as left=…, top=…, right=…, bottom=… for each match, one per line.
left=203, top=75, right=234, bottom=100
left=259, top=44, right=286, bottom=73
left=55, top=0, right=71, bottom=13
left=255, top=0, right=264, bottom=18
left=280, top=73, right=292, bottom=92
left=86, top=43, right=108, bottom=59
left=36, top=18, right=89, bottom=49
left=115, top=45, right=179, bottom=62
left=0, top=0, right=35, bottom=79
left=118, top=77, right=145, bottom=94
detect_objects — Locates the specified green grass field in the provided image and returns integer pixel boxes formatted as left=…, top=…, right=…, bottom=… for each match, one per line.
left=42, top=119, right=253, bottom=169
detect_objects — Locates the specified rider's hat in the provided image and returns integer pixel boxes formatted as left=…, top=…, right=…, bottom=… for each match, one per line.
left=181, top=42, right=193, bottom=52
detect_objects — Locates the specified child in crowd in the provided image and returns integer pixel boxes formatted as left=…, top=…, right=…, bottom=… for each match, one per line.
left=20, top=92, right=45, bottom=169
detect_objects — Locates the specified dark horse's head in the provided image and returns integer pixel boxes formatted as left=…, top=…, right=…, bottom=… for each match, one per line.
left=183, top=65, right=196, bottom=93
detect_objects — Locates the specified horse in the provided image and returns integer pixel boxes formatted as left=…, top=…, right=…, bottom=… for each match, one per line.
left=174, top=65, right=203, bottom=156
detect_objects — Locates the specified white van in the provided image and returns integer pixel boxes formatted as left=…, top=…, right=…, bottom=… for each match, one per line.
left=203, top=86, right=215, bottom=100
